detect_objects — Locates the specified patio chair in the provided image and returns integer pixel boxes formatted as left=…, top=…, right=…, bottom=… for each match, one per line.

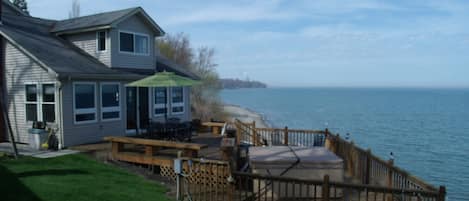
left=148, top=122, right=165, bottom=140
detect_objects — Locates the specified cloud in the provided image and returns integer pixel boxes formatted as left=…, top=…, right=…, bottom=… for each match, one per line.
left=27, top=0, right=469, bottom=87
left=164, top=1, right=302, bottom=25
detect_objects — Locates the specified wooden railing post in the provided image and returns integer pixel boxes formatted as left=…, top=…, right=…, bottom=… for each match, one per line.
left=438, top=186, right=446, bottom=201
left=235, top=121, right=241, bottom=146
left=387, top=159, right=394, bottom=201
left=251, top=121, right=257, bottom=145
left=322, top=175, right=330, bottom=201
left=111, top=142, right=123, bottom=160
left=284, top=126, right=289, bottom=145
left=365, top=149, right=372, bottom=184
left=347, top=141, right=355, bottom=177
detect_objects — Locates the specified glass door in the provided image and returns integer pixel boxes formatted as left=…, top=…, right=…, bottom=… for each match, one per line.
left=138, top=87, right=149, bottom=129
left=126, top=87, right=137, bottom=131
left=126, top=87, right=150, bottom=133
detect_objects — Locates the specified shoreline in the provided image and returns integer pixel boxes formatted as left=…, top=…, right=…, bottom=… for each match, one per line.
left=222, top=104, right=271, bottom=128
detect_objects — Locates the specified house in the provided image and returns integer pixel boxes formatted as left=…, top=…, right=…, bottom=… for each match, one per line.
left=0, top=0, right=198, bottom=148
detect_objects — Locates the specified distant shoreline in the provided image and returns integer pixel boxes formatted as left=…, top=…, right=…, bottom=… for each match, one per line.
left=223, top=104, right=271, bottom=128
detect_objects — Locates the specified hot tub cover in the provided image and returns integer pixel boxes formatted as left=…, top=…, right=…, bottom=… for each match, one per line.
left=249, top=146, right=343, bottom=169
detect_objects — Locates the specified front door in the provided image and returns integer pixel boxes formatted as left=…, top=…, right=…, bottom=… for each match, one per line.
left=126, top=87, right=149, bottom=133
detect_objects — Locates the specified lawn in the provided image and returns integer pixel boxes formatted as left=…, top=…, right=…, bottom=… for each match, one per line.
left=0, top=153, right=171, bottom=201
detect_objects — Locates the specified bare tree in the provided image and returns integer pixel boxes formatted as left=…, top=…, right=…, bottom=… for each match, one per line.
left=68, top=0, right=80, bottom=19
left=12, top=0, right=29, bottom=14
left=157, top=33, right=226, bottom=121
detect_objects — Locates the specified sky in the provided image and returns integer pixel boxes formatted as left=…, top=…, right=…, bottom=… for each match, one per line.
left=27, top=0, right=469, bottom=88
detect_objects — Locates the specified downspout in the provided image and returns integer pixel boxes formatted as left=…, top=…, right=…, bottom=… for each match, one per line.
left=57, top=80, right=65, bottom=149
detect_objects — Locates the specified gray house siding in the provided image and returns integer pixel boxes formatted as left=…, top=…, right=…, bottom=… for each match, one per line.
left=60, top=79, right=127, bottom=146
left=110, top=14, right=156, bottom=69
left=60, top=81, right=191, bottom=146
left=63, top=31, right=111, bottom=67
left=3, top=40, right=62, bottom=144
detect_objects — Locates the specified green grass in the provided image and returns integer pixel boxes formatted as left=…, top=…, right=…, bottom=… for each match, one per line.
left=0, top=154, right=171, bottom=201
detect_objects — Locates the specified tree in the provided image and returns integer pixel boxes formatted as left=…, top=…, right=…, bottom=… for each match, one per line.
left=12, top=0, right=29, bottom=14
left=157, top=33, right=225, bottom=121
left=69, top=0, right=80, bottom=19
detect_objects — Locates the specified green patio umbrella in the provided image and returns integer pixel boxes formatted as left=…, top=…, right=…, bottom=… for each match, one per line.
left=126, top=71, right=200, bottom=127
left=127, top=71, right=200, bottom=87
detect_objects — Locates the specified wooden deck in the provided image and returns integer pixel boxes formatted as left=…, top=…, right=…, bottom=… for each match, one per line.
left=71, top=120, right=445, bottom=201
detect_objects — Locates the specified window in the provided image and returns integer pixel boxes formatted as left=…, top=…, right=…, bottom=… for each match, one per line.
left=73, top=82, right=97, bottom=123
left=119, top=32, right=134, bottom=52
left=42, top=84, right=55, bottom=122
left=154, top=87, right=167, bottom=116
left=25, top=84, right=38, bottom=122
left=135, top=35, right=148, bottom=54
left=171, top=87, right=184, bottom=114
left=24, top=83, right=56, bottom=123
left=97, top=31, right=106, bottom=51
left=119, top=31, right=149, bottom=55
left=101, top=83, right=120, bottom=121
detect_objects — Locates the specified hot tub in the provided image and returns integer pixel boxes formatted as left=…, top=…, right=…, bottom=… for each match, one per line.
left=249, top=146, right=344, bottom=199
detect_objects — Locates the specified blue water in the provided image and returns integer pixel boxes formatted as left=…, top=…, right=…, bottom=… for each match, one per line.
left=221, top=88, right=469, bottom=201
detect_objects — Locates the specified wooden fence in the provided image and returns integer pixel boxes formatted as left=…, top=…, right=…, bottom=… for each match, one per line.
left=160, top=158, right=232, bottom=201
left=328, top=134, right=439, bottom=192
left=232, top=172, right=443, bottom=201
left=232, top=119, right=445, bottom=200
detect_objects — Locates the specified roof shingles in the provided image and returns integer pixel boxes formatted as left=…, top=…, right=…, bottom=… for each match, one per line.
left=0, top=13, right=140, bottom=79
left=50, top=7, right=138, bottom=33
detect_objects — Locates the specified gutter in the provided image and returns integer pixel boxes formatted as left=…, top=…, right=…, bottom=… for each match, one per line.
left=57, top=80, right=65, bottom=149
left=52, top=25, right=112, bottom=36
left=59, top=73, right=144, bottom=80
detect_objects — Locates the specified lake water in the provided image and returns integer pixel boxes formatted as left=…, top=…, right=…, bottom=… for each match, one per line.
left=221, top=88, right=469, bottom=201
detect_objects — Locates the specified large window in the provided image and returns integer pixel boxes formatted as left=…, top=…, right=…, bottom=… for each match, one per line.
left=154, top=87, right=167, bottom=116
left=171, top=87, right=184, bottom=114
left=97, top=31, right=106, bottom=51
left=119, top=31, right=149, bottom=55
left=24, top=83, right=56, bottom=123
left=73, top=82, right=97, bottom=124
left=101, top=83, right=120, bottom=121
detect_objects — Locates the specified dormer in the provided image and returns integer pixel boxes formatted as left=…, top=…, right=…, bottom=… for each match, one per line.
left=51, top=7, right=165, bottom=69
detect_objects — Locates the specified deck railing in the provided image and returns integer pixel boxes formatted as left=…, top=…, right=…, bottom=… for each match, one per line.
left=233, top=119, right=445, bottom=200
left=232, top=172, right=442, bottom=201
left=234, top=119, right=326, bottom=146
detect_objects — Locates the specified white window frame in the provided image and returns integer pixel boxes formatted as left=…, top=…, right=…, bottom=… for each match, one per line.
left=153, top=87, right=168, bottom=117
left=118, top=30, right=150, bottom=56
left=24, top=82, right=39, bottom=123
left=41, top=83, right=57, bottom=123
left=24, top=82, right=57, bottom=123
left=171, top=87, right=184, bottom=115
left=73, top=82, right=97, bottom=124
left=96, top=30, right=107, bottom=52
left=100, top=82, right=121, bottom=122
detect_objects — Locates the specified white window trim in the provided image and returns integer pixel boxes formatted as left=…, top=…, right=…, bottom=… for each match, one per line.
left=153, top=87, right=167, bottom=117
left=118, top=30, right=150, bottom=56
left=171, top=87, right=184, bottom=115
left=24, top=82, right=39, bottom=123
left=96, top=30, right=107, bottom=52
left=24, top=82, right=57, bottom=123
left=73, top=82, right=97, bottom=125
left=100, top=82, right=121, bottom=122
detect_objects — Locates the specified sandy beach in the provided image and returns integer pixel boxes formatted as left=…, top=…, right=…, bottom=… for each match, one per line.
left=223, top=104, right=269, bottom=128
